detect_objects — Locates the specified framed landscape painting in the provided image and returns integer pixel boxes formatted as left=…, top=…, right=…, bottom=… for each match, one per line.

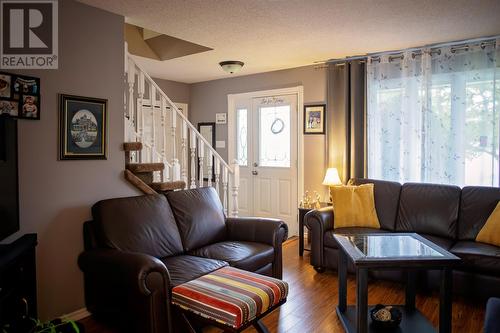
left=304, top=104, right=325, bottom=134
left=59, top=94, right=107, bottom=160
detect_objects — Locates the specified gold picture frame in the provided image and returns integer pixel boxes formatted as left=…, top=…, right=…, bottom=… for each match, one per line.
left=59, top=94, right=107, bottom=160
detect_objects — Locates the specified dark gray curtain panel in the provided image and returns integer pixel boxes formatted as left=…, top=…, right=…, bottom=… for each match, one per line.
left=326, top=60, right=366, bottom=183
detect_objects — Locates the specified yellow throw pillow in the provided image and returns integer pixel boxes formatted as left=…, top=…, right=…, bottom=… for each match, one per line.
left=330, top=184, right=381, bottom=229
left=476, top=202, right=500, bottom=247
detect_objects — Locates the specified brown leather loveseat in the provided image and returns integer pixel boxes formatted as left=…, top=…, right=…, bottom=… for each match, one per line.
left=78, top=187, right=288, bottom=333
left=305, top=178, right=500, bottom=300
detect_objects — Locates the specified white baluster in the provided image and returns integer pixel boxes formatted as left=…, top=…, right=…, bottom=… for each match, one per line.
left=181, top=121, right=188, bottom=188
left=198, top=139, right=204, bottom=187
left=230, top=160, right=240, bottom=217
left=138, top=71, right=145, bottom=138
left=207, top=150, right=213, bottom=187
left=160, top=97, right=167, bottom=181
left=137, top=71, right=145, bottom=162
left=164, top=160, right=171, bottom=182
left=222, top=167, right=228, bottom=216
left=171, top=104, right=180, bottom=181
left=171, top=105, right=177, bottom=164
left=127, top=62, right=135, bottom=141
left=190, top=129, right=197, bottom=189
left=161, top=98, right=166, bottom=156
left=214, top=159, right=221, bottom=195
left=150, top=85, right=156, bottom=163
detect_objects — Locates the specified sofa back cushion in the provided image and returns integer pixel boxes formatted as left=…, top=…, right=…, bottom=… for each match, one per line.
left=459, top=186, right=500, bottom=240
left=350, top=178, right=401, bottom=231
left=396, top=183, right=460, bottom=239
left=166, top=187, right=226, bottom=252
left=91, top=194, right=184, bottom=257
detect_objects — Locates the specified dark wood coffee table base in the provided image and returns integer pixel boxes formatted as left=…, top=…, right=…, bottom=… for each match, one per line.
left=336, top=305, right=436, bottom=333
left=335, top=233, right=458, bottom=333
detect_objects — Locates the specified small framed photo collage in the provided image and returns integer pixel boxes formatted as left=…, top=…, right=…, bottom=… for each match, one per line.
left=0, top=71, right=41, bottom=120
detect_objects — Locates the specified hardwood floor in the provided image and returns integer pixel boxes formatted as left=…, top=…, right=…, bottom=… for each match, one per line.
left=80, top=238, right=485, bottom=332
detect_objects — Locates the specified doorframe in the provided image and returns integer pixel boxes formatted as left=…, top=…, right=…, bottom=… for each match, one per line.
left=227, top=86, right=304, bottom=234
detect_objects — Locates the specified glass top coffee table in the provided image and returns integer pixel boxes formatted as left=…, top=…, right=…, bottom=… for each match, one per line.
left=334, top=233, right=461, bottom=333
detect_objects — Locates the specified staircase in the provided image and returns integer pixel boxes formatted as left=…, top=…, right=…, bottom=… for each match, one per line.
left=123, top=48, right=240, bottom=216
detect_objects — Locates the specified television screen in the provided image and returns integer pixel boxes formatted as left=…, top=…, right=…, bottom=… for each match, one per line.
left=0, top=116, right=19, bottom=241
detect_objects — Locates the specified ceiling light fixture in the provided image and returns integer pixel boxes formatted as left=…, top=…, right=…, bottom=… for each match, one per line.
left=219, top=60, right=244, bottom=74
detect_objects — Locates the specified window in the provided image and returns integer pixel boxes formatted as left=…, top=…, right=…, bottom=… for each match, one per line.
left=367, top=43, right=499, bottom=186
left=236, top=108, right=248, bottom=166
left=259, top=105, right=291, bottom=167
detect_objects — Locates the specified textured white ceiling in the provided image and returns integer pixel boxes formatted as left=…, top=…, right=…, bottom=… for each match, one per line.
left=78, top=0, right=500, bottom=83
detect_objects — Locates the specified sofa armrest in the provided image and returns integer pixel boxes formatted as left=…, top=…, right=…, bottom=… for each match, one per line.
left=226, top=217, right=288, bottom=247
left=78, top=249, right=171, bottom=296
left=79, top=249, right=173, bottom=333
left=226, top=217, right=288, bottom=279
left=304, top=206, right=334, bottom=269
left=304, top=206, right=334, bottom=233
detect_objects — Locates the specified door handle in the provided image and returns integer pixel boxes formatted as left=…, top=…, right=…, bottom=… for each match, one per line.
left=252, top=170, right=258, bottom=176
left=253, top=162, right=259, bottom=167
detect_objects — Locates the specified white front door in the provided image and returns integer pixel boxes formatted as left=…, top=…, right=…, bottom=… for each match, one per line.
left=232, top=93, right=298, bottom=235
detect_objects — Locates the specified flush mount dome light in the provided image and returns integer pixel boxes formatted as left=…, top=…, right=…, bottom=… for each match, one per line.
left=219, top=61, right=244, bottom=74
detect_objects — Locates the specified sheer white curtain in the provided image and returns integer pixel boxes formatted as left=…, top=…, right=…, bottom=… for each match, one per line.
left=367, top=39, right=500, bottom=186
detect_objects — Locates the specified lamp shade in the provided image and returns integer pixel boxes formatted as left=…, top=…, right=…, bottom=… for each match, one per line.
left=322, top=168, right=342, bottom=186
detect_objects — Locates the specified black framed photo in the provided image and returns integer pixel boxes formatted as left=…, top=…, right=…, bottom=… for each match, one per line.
left=197, top=122, right=216, bottom=180
left=59, top=94, right=107, bottom=160
left=0, top=71, right=41, bottom=120
left=304, top=104, right=326, bottom=134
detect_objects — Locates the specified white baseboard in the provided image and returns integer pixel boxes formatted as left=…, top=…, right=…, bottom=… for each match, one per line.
left=62, top=308, right=91, bottom=321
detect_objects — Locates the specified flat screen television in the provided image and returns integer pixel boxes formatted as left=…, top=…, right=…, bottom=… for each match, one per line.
left=0, top=116, right=19, bottom=241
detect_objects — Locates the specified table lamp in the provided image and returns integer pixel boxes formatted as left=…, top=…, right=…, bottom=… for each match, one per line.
left=322, top=168, right=342, bottom=203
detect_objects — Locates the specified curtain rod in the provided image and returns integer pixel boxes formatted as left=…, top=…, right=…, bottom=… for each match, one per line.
left=320, top=35, right=500, bottom=65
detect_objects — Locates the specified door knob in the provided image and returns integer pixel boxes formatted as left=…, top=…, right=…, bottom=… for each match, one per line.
left=252, top=170, right=258, bottom=175
left=253, top=162, right=258, bottom=167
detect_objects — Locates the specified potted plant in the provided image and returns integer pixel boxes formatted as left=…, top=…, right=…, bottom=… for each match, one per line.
left=2, top=317, right=83, bottom=333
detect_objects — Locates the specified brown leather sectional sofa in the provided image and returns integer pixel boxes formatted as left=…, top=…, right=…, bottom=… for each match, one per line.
left=78, top=187, right=288, bottom=333
left=305, top=178, right=500, bottom=300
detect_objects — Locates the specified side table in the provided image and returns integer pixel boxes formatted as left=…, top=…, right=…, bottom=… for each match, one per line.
left=298, top=202, right=331, bottom=256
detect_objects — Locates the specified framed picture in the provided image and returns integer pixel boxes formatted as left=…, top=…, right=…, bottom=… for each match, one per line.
left=215, top=113, right=227, bottom=124
left=304, top=104, right=326, bottom=134
left=0, top=71, right=41, bottom=120
left=59, top=94, right=107, bottom=160
left=197, top=122, right=216, bottom=180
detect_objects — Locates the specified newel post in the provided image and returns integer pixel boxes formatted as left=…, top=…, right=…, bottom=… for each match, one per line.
left=230, top=159, right=240, bottom=217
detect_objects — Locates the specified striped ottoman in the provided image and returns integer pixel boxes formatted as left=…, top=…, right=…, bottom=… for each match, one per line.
left=171, top=266, right=288, bottom=332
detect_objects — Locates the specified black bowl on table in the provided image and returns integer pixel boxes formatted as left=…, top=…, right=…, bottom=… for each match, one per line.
left=370, top=304, right=402, bottom=329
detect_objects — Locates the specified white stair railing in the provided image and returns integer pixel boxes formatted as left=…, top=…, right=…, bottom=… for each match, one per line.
left=124, top=48, right=239, bottom=216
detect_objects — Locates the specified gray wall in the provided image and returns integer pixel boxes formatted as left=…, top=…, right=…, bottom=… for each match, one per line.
left=2, top=0, right=137, bottom=320
left=154, top=78, right=190, bottom=104
left=189, top=65, right=328, bottom=198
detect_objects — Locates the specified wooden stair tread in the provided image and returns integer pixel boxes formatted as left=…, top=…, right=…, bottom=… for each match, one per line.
left=150, top=181, right=186, bottom=192
left=123, top=142, right=143, bottom=151
left=126, top=163, right=164, bottom=173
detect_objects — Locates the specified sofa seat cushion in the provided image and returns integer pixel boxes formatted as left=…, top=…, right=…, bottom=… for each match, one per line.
left=451, top=241, right=500, bottom=276
left=420, top=234, right=455, bottom=251
left=324, top=227, right=391, bottom=248
left=160, top=255, right=228, bottom=287
left=189, top=241, right=274, bottom=272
